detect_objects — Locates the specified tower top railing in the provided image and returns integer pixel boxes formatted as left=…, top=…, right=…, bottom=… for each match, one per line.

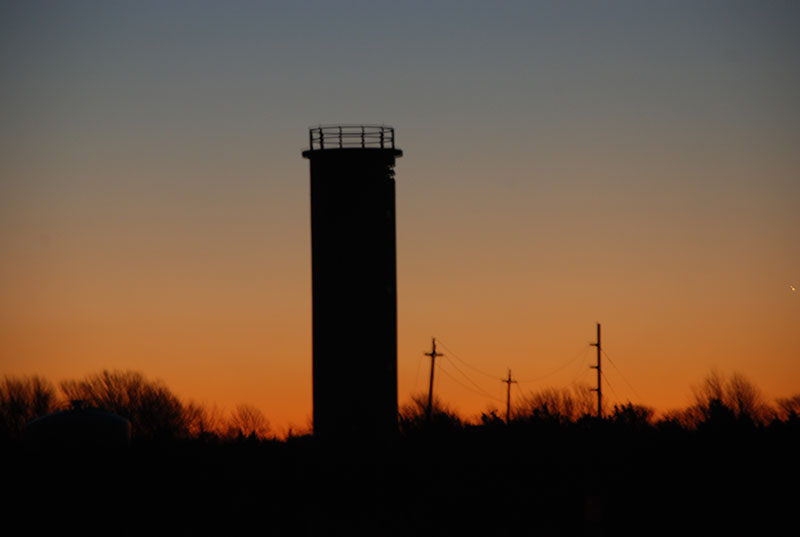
left=308, top=125, right=396, bottom=151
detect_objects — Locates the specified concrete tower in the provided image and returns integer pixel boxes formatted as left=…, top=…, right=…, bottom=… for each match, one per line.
left=302, top=125, right=402, bottom=439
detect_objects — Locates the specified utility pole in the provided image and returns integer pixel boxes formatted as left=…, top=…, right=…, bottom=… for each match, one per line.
left=425, top=337, right=443, bottom=423
left=589, top=323, right=602, bottom=418
left=501, top=369, right=517, bottom=424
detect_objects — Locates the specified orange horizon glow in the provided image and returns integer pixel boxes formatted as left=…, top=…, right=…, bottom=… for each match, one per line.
left=3, top=300, right=798, bottom=437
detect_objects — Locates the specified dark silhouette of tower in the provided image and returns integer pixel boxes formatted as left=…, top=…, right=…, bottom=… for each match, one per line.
left=302, top=125, right=402, bottom=439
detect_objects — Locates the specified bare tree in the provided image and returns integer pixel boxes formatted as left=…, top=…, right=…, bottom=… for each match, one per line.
left=690, top=370, right=772, bottom=427
left=226, top=403, right=271, bottom=439
left=183, top=400, right=225, bottom=438
left=727, top=372, right=772, bottom=423
left=776, top=394, right=800, bottom=421
left=0, top=376, right=59, bottom=440
left=60, top=370, right=188, bottom=439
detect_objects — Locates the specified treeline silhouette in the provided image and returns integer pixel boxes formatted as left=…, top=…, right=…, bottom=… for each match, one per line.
left=0, top=370, right=272, bottom=443
left=4, top=369, right=798, bottom=444
left=2, top=369, right=798, bottom=536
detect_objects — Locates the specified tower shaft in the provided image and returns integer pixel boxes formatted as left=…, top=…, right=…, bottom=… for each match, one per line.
left=303, top=126, right=402, bottom=439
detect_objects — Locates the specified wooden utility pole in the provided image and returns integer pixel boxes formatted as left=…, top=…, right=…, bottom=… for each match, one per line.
left=425, top=337, right=443, bottom=423
left=501, top=369, right=517, bottom=424
left=590, top=323, right=602, bottom=418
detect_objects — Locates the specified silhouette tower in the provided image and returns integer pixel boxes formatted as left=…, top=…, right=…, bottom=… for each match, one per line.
left=302, top=125, right=402, bottom=439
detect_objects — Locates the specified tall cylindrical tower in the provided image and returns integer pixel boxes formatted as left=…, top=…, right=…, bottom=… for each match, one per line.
left=302, top=125, right=402, bottom=439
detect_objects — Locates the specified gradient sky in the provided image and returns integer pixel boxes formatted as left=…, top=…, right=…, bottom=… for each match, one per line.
left=2, top=1, right=798, bottom=434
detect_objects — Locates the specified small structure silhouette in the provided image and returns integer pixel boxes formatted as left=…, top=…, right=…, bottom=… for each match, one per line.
left=23, top=400, right=131, bottom=450
left=303, top=125, right=402, bottom=440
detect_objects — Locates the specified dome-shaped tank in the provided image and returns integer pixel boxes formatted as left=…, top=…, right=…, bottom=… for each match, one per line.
left=23, top=406, right=131, bottom=450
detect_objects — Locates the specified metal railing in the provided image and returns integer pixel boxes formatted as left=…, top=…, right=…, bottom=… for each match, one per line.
left=308, top=125, right=396, bottom=151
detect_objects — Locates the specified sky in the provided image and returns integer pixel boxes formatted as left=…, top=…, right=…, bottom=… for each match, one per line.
left=1, top=1, right=798, bottom=434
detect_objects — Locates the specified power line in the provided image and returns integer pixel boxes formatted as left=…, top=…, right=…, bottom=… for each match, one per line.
left=517, top=345, right=591, bottom=383
left=513, top=382, right=528, bottom=419
left=601, top=349, right=644, bottom=402
left=436, top=339, right=500, bottom=380
left=419, top=334, right=639, bottom=415
left=569, top=351, right=594, bottom=386
left=436, top=338, right=597, bottom=391
left=413, top=352, right=424, bottom=394
left=601, top=370, right=621, bottom=404
left=443, top=355, right=500, bottom=399
left=437, top=359, right=504, bottom=403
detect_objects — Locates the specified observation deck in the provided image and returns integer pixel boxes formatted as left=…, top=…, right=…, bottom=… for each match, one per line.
left=303, top=125, right=402, bottom=158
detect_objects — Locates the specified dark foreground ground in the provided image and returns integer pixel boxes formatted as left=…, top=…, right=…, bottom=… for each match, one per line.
left=5, top=422, right=798, bottom=536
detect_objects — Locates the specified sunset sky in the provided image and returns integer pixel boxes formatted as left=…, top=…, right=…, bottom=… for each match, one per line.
left=2, top=1, right=798, bottom=434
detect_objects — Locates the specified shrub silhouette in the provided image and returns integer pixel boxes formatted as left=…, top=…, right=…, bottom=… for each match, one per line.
left=479, top=408, right=505, bottom=426
left=0, top=376, right=58, bottom=441
left=399, top=393, right=462, bottom=433
left=517, top=384, right=595, bottom=424
left=610, top=402, right=654, bottom=431
left=60, top=370, right=188, bottom=440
